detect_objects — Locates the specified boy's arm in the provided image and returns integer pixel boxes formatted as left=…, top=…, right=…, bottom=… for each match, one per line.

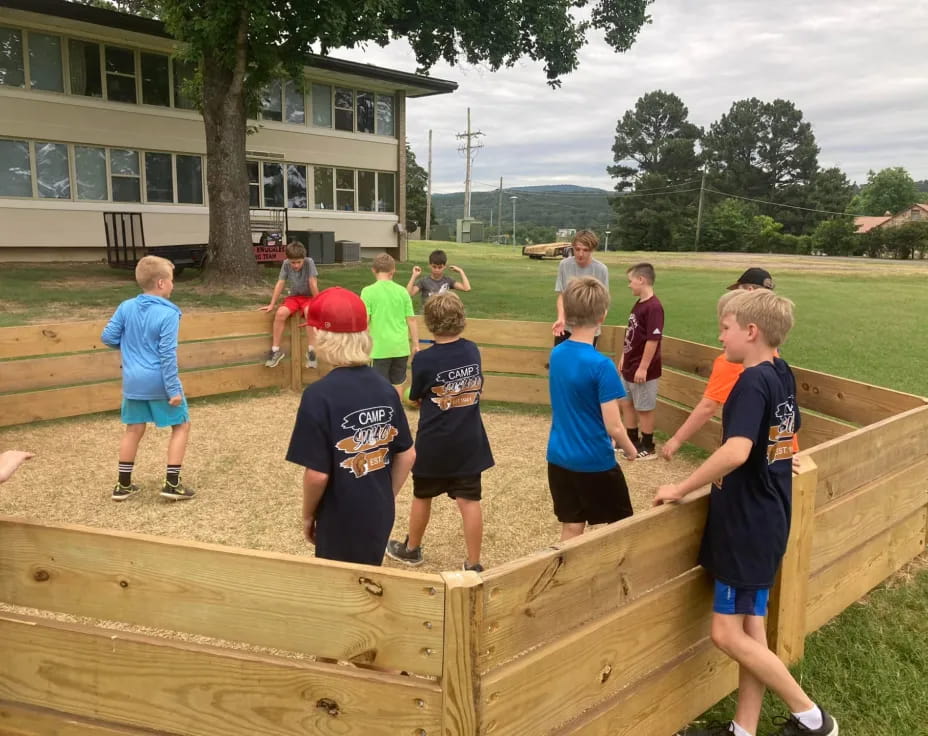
left=260, top=280, right=286, bottom=311
left=661, top=397, right=722, bottom=460
left=390, top=447, right=416, bottom=498
left=158, top=314, right=183, bottom=403
left=101, top=305, right=124, bottom=348
left=634, top=339, right=660, bottom=383
left=309, top=276, right=319, bottom=297
left=449, top=265, right=471, bottom=291
left=406, top=266, right=422, bottom=296
left=0, top=450, right=35, bottom=484
left=653, top=436, right=753, bottom=505
left=601, top=400, right=638, bottom=459
left=406, top=316, right=419, bottom=353
left=301, top=467, right=328, bottom=543
left=552, top=293, right=567, bottom=336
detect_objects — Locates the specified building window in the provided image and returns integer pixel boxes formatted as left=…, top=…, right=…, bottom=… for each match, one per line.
left=0, top=26, right=24, bottom=87
left=173, top=57, right=196, bottom=109
left=28, top=33, right=63, bottom=92
left=358, top=170, right=375, bottom=212
left=311, top=84, right=331, bottom=128
left=314, top=166, right=334, bottom=209
left=263, top=162, right=284, bottom=207
left=110, top=148, right=140, bottom=201
left=0, top=139, right=32, bottom=197
left=247, top=161, right=260, bottom=207
left=284, top=80, right=304, bottom=124
left=69, top=39, right=102, bottom=97
left=141, top=52, right=170, bottom=107
left=356, top=91, right=375, bottom=134
left=334, top=88, right=354, bottom=132
left=35, top=142, right=70, bottom=198
left=287, top=164, right=307, bottom=208
left=145, top=152, right=173, bottom=202
left=336, top=168, right=354, bottom=211
left=377, top=172, right=395, bottom=212
left=176, top=154, right=203, bottom=204
left=376, top=94, right=395, bottom=137
left=261, top=80, right=282, bottom=122
left=105, top=46, right=137, bottom=104
left=74, top=145, right=107, bottom=200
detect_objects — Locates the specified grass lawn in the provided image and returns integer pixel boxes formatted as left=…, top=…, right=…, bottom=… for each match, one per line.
left=2, top=242, right=926, bottom=734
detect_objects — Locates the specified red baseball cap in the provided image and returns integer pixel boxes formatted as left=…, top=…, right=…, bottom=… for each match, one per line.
left=305, top=287, right=368, bottom=333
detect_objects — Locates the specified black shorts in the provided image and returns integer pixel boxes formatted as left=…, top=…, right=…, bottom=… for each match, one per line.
left=372, top=357, right=407, bottom=385
left=547, top=463, right=633, bottom=525
left=413, top=474, right=482, bottom=502
left=554, top=332, right=599, bottom=348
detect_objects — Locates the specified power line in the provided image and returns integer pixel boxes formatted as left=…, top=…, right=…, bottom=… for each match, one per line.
left=705, top=187, right=860, bottom=217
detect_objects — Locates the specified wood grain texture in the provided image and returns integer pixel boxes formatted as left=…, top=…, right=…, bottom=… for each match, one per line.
left=0, top=700, right=165, bottom=736
left=439, top=571, right=483, bottom=736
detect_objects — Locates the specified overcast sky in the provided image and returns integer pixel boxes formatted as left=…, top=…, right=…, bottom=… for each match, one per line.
left=337, top=0, right=928, bottom=194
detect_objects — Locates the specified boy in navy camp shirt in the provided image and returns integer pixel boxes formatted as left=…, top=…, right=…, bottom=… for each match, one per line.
left=655, top=290, right=838, bottom=736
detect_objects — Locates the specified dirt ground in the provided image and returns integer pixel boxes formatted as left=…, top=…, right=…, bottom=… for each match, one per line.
left=0, top=392, right=699, bottom=573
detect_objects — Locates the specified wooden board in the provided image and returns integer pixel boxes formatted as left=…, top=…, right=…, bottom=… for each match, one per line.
left=0, top=701, right=164, bottom=736
left=481, top=570, right=712, bottom=736
left=480, top=347, right=550, bottom=376
left=479, top=492, right=709, bottom=673
left=481, top=374, right=549, bottom=405
left=805, top=507, right=927, bottom=634
left=654, top=399, right=722, bottom=452
left=439, top=571, right=483, bottom=736
left=0, top=518, right=445, bottom=676
left=0, top=613, right=442, bottom=736
left=660, top=336, right=719, bottom=379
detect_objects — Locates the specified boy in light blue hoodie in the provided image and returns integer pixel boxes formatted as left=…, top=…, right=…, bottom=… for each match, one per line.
left=102, top=256, right=195, bottom=502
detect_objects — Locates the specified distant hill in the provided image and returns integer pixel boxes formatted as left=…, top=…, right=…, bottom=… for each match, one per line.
left=432, top=185, right=614, bottom=228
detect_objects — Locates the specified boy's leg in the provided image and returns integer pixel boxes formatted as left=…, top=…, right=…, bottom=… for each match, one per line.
left=118, top=423, right=146, bottom=465
left=560, top=522, right=586, bottom=541
left=407, top=497, right=432, bottom=550
left=731, top=615, right=768, bottom=736
left=304, top=311, right=318, bottom=367
left=166, top=421, right=190, bottom=466
left=455, top=497, right=483, bottom=567
left=266, top=306, right=292, bottom=366
left=158, top=399, right=195, bottom=499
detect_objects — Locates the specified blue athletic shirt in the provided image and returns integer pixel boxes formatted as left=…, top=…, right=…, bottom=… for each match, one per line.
left=546, top=340, right=627, bottom=472
left=698, top=358, right=801, bottom=590
left=286, top=366, right=413, bottom=565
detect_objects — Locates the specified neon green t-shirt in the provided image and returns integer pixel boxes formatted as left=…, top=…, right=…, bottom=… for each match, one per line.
left=360, top=279, right=414, bottom=359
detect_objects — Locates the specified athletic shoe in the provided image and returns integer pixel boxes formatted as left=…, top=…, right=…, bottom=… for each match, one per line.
left=160, top=479, right=196, bottom=501
left=635, top=444, right=658, bottom=461
left=385, top=537, right=424, bottom=566
left=264, top=349, right=285, bottom=368
left=111, top=483, right=141, bottom=501
left=768, top=708, right=838, bottom=736
left=463, top=561, right=485, bottom=573
left=306, top=347, right=318, bottom=369
left=677, top=722, right=736, bottom=736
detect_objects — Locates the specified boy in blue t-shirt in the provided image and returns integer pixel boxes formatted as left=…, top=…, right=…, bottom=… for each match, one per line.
left=546, top=276, right=639, bottom=542
left=286, top=287, right=416, bottom=566
left=386, top=292, right=494, bottom=572
left=654, top=290, right=838, bottom=736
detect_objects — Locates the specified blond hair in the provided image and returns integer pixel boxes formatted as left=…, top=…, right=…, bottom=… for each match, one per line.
left=721, top=289, right=795, bottom=348
left=572, top=229, right=599, bottom=251
left=716, top=290, right=743, bottom=320
left=135, top=255, right=174, bottom=291
left=563, top=276, right=610, bottom=328
left=424, top=291, right=466, bottom=337
left=316, top=329, right=372, bottom=367
left=372, top=253, right=395, bottom=273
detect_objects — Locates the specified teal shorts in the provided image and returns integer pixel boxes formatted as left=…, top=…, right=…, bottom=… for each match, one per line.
left=121, top=397, right=189, bottom=428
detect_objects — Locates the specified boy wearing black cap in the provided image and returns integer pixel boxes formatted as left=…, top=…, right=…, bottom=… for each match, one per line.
left=286, top=287, right=416, bottom=566
left=728, top=267, right=775, bottom=291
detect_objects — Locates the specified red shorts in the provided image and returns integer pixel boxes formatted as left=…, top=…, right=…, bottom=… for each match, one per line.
left=282, top=295, right=312, bottom=315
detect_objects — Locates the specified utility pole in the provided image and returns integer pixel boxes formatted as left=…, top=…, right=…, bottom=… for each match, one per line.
left=497, top=177, right=503, bottom=244
left=510, top=195, right=518, bottom=246
left=425, top=129, right=432, bottom=241
left=694, top=170, right=707, bottom=251
left=456, top=108, right=483, bottom=219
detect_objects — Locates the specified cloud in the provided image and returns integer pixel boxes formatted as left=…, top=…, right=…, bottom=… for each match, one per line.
left=336, top=0, right=928, bottom=192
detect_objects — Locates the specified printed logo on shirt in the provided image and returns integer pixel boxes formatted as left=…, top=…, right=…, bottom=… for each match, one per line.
left=622, top=314, right=639, bottom=354
left=652, top=328, right=662, bottom=335
left=767, top=398, right=797, bottom=464
left=335, top=406, right=398, bottom=478
left=429, top=364, right=483, bottom=411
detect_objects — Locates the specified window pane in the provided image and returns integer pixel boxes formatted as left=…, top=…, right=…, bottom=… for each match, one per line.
left=377, top=172, right=395, bottom=212
left=111, top=149, right=140, bottom=201
left=112, top=177, right=140, bottom=202
left=110, top=149, right=138, bottom=176
left=336, top=168, right=354, bottom=190
left=336, top=168, right=354, bottom=211
left=145, top=152, right=173, bottom=202
left=247, top=160, right=260, bottom=207
left=284, top=80, right=304, bottom=124
left=141, top=52, right=170, bottom=106
left=358, top=170, right=375, bottom=211
left=336, top=191, right=354, bottom=211
left=314, top=166, right=333, bottom=209
left=0, top=139, right=32, bottom=196
left=0, top=27, right=24, bottom=87
left=69, top=40, right=101, bottom=97
left=376, top=94, right=394, bottom=136
left=334, top=87, right=353, bottom=131
left=105, top=46, right=136, bottom=103
left=29, top=33, right=63, bottom=92
left=261, top=80, right=282, bottom=122
left=311, top=84, right=331, bottom=127
left=263, top=162, right=284, bottom=207
left=74, top=145, right=107, bottom=200
left=173, top=58, right=196, bottom=109
left=36, top=142, right=70, bottom=198
left=287, top=164, right=306, bottom=208
left=356, top=91, right=374, bottom=134
left=176, top=155, right=203, bottom=204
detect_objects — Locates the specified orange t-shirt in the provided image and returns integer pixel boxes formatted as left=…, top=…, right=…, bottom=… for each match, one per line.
left=704, top=354, right=800, bottom=451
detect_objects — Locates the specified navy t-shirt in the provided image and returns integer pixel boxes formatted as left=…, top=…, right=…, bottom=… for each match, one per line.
left=409, top=339, right=494, bottom=477
left=698, top=358, right=801, bottom=589
left=286, top=366, right=413, bottom=565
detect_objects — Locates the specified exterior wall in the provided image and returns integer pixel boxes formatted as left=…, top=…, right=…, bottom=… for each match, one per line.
left=884, top=204, right=928, bottom=229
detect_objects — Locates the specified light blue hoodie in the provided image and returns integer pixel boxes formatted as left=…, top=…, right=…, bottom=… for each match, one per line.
left=101, top=294, right=183, bottom=400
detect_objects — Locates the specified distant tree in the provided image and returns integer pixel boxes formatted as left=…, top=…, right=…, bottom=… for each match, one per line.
left=848, top=167, right=920, bottom=216
left=811, top=218, right=859, bottom=256
left=873, top=221, right=928, bottom=260
left=405, top=144, right=431, bottom=234
left=614, top=174, right=697, bottom=251
left=808, top=167, right=854, bottom=217
left=73, top=0, right=158, bottom=17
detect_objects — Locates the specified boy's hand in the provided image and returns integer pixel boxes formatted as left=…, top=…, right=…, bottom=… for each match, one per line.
left=634, top=367, right=648, bottom=383
left=303, top=516, right=317, bottom=544
left=792, top=455, right=801, bottom=475
left=449, top=265, right=462, bottom=273
left=0, top=450, right=35, bottom=484
left=168, top=395, right=182, bottom=407
left=552, top=318, right=566, bottom=336
left=661, top=437, right=681, bottom=461
left=258, top=303, right=276, bottom=312
left=653, top=483, right=684, bottom=506
left=411, top=265, right=422, bottom=277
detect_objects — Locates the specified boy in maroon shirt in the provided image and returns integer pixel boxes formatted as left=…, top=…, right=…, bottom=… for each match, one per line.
left=618, top=263, right=664, bottom=459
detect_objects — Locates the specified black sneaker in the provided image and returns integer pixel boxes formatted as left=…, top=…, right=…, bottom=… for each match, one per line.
left=768, top=708, right=838, bottom=736
left=111, top=483, right=141, bottom=501
left=161, top=479, right=196, bottom=501
left=678, top=722, right=736, bottom=736
left=264, top=349, right=285, bottom=368
left=635, top=443, right=658, bottom=461
left=306, top=347, right=318, bottom=369
left=385, top=537, right=424, bottom=566
left=463, top=561, right=485, bottom=573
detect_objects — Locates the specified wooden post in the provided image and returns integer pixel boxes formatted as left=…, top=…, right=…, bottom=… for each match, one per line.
left=768, top=455, right=819, bottom=664
left=289, top=316, right=302, bottom=392
left=440, top=570, right=482, bottom=736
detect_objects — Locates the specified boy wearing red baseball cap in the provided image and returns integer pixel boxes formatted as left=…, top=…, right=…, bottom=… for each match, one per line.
left=286, top=287, right=416, bottom=565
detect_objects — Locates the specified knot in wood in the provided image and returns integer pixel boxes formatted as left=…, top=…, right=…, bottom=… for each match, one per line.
left=358, top=576, right=383, bottom=596
left=599, top=664, right=613, bottom=684
left=33, top=569, right=50, bottom=582
left=316, top=698, right=341, bottom=717
left=41, top=329, right=58, bottom=339
left=119, top=580, right=129, bottom=588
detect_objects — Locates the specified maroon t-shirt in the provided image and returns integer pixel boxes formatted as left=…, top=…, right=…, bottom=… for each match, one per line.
left=621, top=295, right=664, bottom=381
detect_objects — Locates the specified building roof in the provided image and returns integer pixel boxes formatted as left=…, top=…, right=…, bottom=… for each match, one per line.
left=854, top=216, right=891, bottom=233
left=0, top=0, right=457, bottom=97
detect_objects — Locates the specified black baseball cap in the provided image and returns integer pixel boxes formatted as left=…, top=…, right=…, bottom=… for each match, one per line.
left=727, top=267, right=775, bottom=290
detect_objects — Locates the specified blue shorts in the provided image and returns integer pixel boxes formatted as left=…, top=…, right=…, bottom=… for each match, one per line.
left=713, top=580, right=770, bottom=616
left=121, top=397, right=189, bottom=428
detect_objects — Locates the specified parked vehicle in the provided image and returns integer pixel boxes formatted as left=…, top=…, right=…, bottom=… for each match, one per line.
left=521, top=241, right=573, bottom=259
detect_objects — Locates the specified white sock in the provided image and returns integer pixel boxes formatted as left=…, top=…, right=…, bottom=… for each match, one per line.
left=732, top=722, right=754, bottom=736
left=793, top=705, right=823, bottom=730
left=271, top=346, right=280, bottom=352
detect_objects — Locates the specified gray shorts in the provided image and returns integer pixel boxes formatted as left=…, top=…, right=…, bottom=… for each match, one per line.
left=621, top=378, right=659, bottom=411
left=372, top=357, right=407, bottom=385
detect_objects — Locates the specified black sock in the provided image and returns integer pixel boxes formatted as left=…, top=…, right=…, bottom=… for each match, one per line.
left=642, top=433, right=654, bottom=450
left=627, top=427, right=639, bottom=445
left=118, top=461, right=133, bottom=487
left=166, top=465, right=181, bottom=485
